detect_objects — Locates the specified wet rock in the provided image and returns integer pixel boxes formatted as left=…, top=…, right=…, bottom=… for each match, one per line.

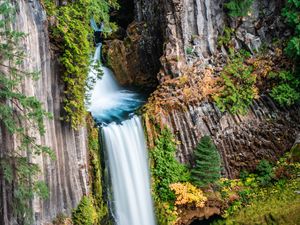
left=105, top=22, right=160, bottom=88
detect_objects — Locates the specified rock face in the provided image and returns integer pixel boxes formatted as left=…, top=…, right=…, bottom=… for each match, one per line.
left=0, top=1, right=89, bottom=224
left=139, top=0, right=299, bottom=178
left=133, top=0, right=286, bottom=78
left=145, top=96, right=300, bottom=178
left=105, top=22, right=160, bottom=88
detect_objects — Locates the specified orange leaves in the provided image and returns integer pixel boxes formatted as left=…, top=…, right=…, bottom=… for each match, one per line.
left=170, top=182, right=207, bottom=208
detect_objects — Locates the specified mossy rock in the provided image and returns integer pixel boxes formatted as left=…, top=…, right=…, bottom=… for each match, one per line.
left=72, top=196, right=97, bottom=225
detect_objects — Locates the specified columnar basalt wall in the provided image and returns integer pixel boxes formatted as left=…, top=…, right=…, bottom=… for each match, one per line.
left=0, top=1, right=90, bottom=224
left=145, top=96, right=300, bottom=178
left=140, top=0, right=299, bottom=178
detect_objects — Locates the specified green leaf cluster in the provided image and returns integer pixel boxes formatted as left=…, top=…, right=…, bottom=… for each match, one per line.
left=269, top=70, right=300, bottom=106
left=86, top=116, right=109, bottom=224
left=191, top=136, right=221, bottom=187
left=214, top=51, right=256, bottom=114
left=150, top=128, right=190, bottom=224
left=282, top=0, right=300, bottom=59
left=42, top=0, right=118, bottom=128
left=255, top=160, right=274, bottom=186
left=218, top=26, right=235, bottom=48
left=216, top=176, right=300, bottom=225
left=150, top=128, right=190, bottom=202
left=225, top=0, right=254, bottom=18
left=0, top=1, right=54, bottom=224
left=72, top=196, right=97, bottom=225
left=267, top=1, right=300, bottom=107
left=216, top=157, right=300, bottom=222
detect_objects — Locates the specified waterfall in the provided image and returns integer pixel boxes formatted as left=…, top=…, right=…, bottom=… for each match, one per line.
left=88, top=45, right=156, bottom=225
left=103, top=117, right=156, bottom=225
left=88, top=45, right=144, bottom=124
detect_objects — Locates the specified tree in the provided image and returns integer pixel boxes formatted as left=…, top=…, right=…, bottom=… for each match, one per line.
left=191, top=136, right=221, bottom=187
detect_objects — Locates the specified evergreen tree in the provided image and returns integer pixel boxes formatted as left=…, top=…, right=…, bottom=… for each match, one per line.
left=191, top=136, right=221, bottom=187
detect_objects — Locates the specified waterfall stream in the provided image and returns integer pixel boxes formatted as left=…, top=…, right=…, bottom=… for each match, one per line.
left=88, top=45, right=156, bottom=225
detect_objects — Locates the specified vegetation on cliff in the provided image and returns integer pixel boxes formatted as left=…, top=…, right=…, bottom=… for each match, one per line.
left=225, top=0, right=254, bottom=18
left=214, top=156, right=300, bottom=225
left=0, top=1, right=54, bottom=224
left=150, top=128, right=190, bottom=203
left=213, top=51, right=257, bottom=114
left=85, top=115, right=109, bottom=224
left=42, top=0, right=119, bottom=128
left=150, top=129, right=223, bottom=224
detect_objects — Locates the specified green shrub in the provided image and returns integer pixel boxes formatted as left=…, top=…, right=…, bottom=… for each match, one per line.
left=185, top=46, right=193, bottom=55
left=218, top=26, right=235, bottom=48
left=255, top=160, right=274, bottom=186
left=191, top=136, right=221, bottom=187
left=214, top=51, right=256, bottom=114
left=282, top=0, right=300, bottom=59
left=270, top=0, right=300, bottom=106
left=72, top=196, right=97, bottom=225
left=225, top=0, right=254, bottom=18
left=150, top=128, right=190, bottom=202
left=270, top=83, right=300, bottom=106
left=268, top=70, right=300, bottom=106
left=221, top=177, right=300, bottom=225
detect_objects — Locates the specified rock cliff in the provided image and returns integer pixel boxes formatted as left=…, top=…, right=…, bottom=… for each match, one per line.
left=133, top=0, right=300, bottom=178
left=0, top=1, right=90, bottom=224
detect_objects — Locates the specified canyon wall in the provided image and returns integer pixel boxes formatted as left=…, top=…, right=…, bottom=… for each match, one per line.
left=131, top=0, right=300, bottom=178
left=0, top=1, right=90, bottom=224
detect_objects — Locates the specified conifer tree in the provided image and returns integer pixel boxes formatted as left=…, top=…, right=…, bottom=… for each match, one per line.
left=191, top=136, right=221, bottom=187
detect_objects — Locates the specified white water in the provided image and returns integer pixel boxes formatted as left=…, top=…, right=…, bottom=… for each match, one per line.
left=88, top=45, right=144, bottom=124
left=103, top=117, right=156, bottom=225
left=88, top=45, right=156, bottom=225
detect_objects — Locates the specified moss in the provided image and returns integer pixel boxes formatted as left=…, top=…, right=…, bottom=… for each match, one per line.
left=72, top=196, right=97, bottom=225
left=86, top=115, right=110, bottom=224
left=70, top=116, right=109, bottom=225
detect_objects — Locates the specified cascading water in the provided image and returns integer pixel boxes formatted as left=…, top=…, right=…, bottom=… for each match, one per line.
left=88, top=45, right=156, bottom=225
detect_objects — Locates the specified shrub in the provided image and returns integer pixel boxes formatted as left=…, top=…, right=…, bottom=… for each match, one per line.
left=282, top=0, right=300, bottom=59
left=213, top=51, right=256, bottom=114
left=218, top=26, right=234, bottom=48
left=154, top=202, right=178, bottom=225
left=191, top=136, right=221, bottom=187
left=256, top=160, right=274, bottom=186
left=220, top=177, right=300, bottom=225
left=270, top=83, right=300, bottom=106
left=271, top=0, right=300, bottom=106
left=268, top=70, right=300, bottom=107
left=72, top=196, right=97, bottom=225
left=225, top=0, right=254, bottom=18
left=170, top=182, right=207, bottom=208
left=185, top=46, right=193, bottom=55
left=150, top=128, right=190, bottom=202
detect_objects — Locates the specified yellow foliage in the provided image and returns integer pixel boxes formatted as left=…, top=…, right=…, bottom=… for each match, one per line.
left=170, top=182, right=207, bottom=208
